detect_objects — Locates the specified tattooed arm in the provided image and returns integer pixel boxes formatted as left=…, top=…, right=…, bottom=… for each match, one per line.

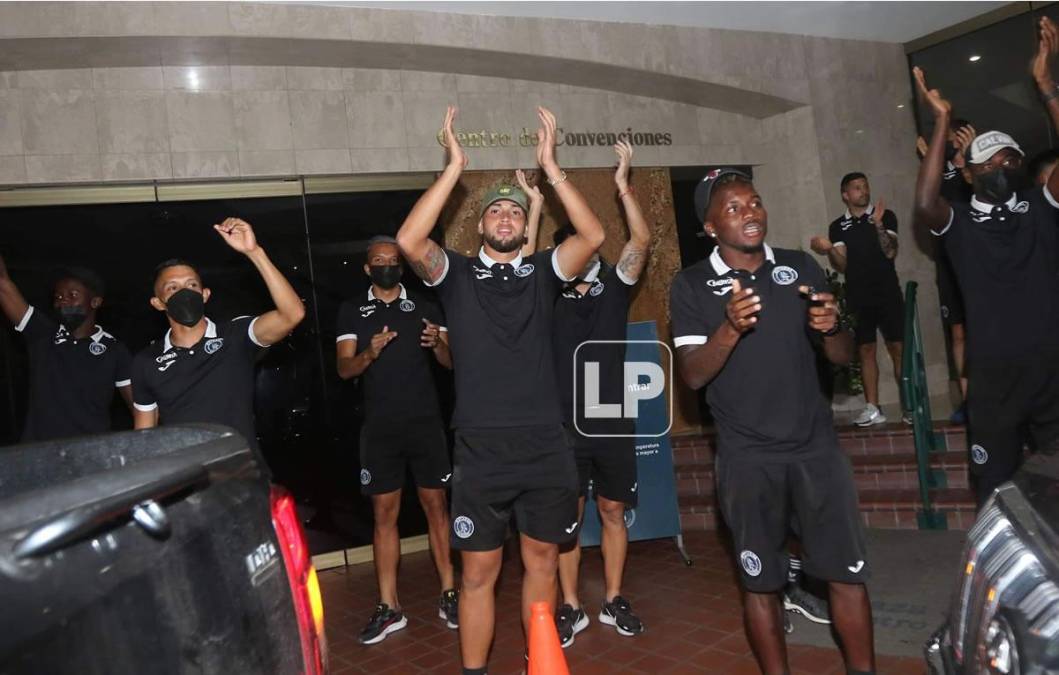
left=873, top=201, right=898, bottom=260
left=397, top=106, right=465, bottom=285
left=613, top=140, right=651, bottom=284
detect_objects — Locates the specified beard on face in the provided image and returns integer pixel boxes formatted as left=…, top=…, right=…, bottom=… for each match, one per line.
left=483, top=231, right=523, bottom=254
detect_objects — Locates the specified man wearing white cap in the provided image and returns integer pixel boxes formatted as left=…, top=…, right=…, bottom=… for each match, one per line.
left=913, top=22, right=1059, bottom=505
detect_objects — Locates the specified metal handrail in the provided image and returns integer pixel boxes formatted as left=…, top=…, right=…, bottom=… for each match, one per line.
left=900, top=281, right=947, bottom=529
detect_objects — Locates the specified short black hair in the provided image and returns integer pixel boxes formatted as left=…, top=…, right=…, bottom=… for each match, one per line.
left=53, top=266, right=105, bottom=297
left=840, top=172, right=867, bottom=192
left=1028, top=148, right=1059, bottom=181
left=153, top=258, right=201, bottom=285
left=552, top=223, right=576, bottom=248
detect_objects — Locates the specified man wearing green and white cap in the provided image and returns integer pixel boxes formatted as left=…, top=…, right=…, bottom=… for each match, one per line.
left=398, top=106, right=604, bottom=674
left=915, top=42, right=1059, bottom=505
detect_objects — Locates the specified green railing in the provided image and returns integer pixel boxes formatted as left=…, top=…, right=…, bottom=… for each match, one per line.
left=900, top=281, right=948, bottom=530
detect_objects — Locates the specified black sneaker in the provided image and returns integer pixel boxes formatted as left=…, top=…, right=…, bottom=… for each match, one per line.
left=783, top=583, right=831, bottom=624
left=555, top=603, right=589, bottom=648
left=358, top=603, right=408, bottom=644
left=599, top=596, right=644, bottom=636
left=438, top=588, right=459, bottom=629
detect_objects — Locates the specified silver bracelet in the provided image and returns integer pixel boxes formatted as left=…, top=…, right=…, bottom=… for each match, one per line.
left=547, top=170, right=568, bottom=187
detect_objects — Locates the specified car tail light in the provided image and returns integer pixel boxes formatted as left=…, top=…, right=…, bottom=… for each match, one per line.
left=271, top=485, right=328, bottom=674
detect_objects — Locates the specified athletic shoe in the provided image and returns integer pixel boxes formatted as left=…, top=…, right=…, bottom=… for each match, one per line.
left=358, top=603, right=408, bottom=644
left=902, top=412, right=913, bottom=425
left=783, top=584, right=831, bottom=625
left=853, top=403, right=887, bottom=427
left=556, top=603, right=589, bottom=648
left=438, top=588, right=459, bottom=629
left=599, top=596, right=645, bottom=636
left=949, top=402, right=967, bottom=425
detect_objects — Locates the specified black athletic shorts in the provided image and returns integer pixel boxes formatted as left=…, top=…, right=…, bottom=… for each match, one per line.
left=967, top=355, right=1059, bottom=505
left=565, top=423, right=638, bottom=507
left=852, top=290, right=904, bottom=346
left=358, top=416, right=450, bottom=496
left=716, top=450, right=869, bottom=593
left=449, top=424, right=579, bottom=551
left=935, top=257, right=965, bottom=326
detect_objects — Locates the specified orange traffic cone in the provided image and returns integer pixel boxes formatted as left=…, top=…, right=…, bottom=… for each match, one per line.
left=527, top=601, right=570, bottom=675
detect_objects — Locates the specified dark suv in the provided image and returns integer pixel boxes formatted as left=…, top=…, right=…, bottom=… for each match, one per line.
left=925, top=452, right=1059, bottom=674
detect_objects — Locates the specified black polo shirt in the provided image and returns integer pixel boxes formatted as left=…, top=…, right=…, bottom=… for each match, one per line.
left=131, top=316, right=265, bottom=448
left=553, top=262, right=635, bottom=431
left=932, top=187, right=1059, bottom=365
left=14, top=305, right=131, bottom=442
left=670, top=244, right=837, bottom=457
left=336, top=284, right=445, bottom=423
left=427, top=247, right=571, bottom=429
left=828, top=204, right=900, bottom=308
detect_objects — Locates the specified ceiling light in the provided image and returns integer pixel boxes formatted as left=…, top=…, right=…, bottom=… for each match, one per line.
left=969, top=55, right=982, bottom=62
left=897, top=104, right=905, bottom=109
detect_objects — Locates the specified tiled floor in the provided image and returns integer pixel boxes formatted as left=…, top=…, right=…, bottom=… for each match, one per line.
left=319, top=531, right=926, bottom=674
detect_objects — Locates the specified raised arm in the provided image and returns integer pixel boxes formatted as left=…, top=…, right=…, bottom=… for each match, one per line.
left=0, top=253, right=30, bottom=326
left=214, top=218, right=306, bottom=346
left=398, top=106, right=465, bottom=284
left=912, top=67, right=953, bottom=232
left=613, top=141, right=651, bottom=283
left=538, top=108, right=605, bottom=278
left=516, top=169, right=544, bottom=256
left=1033, top=17, right=1059, bottom=200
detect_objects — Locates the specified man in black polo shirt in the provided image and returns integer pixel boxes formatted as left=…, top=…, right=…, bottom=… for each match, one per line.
left=397, top=106, right=604, bottom=674
left=0, top=258, right=133, bottom=442
left=131, top=217, right=305, bottom=450
left=914, top=50, right=1059, bottom=504
left=551, top=140, right=650, bottom=646
left=335, top=235, right=457, bottom=644
left=811, top=173, right=903, bottom=427
left=672, top=169, right=874, bottom=675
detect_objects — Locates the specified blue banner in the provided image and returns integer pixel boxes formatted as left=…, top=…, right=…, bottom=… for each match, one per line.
left=579, top=320, right=683, bottom=547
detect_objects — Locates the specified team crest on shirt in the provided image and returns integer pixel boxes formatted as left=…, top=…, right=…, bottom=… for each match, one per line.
left=589, top=281, right=604, bottom=297
left=707, top=277, right=735, bottom=296
left=399, top=299, right=416, bottom=312
left=971, top=444, right=989, bottom=465
left=360, top=469, right=372, bottom=485
left=771, top=265, right=798, bottom=286
left=89, top=342, right=107, bottom=356
left=453, top=516, right=475, bottom=539
left=740, top=550, right=763, bottom=577
left=204, top=338, right=224, bottom=354
left=514, top=263, right=535, bottom=278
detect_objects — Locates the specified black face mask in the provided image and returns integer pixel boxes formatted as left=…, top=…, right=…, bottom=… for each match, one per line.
left=165, top=288, right=205, bottom=327
left=58, top=306, right=88, bottom=332
left=973, top=168, right=1020, bottom=205
left=369, top=265, right=402, bottom=290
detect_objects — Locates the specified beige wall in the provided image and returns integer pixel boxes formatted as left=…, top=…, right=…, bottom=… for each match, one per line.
left=0, top=1, right=949, bottom=414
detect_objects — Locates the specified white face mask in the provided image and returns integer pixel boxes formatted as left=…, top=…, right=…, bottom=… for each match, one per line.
left=579, top=259, right=601, bottom=284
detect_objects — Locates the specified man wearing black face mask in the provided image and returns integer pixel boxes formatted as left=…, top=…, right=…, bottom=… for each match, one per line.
left=130, top=217, right=305, bottom=451
left=915, top=57, right=1059, bottom=505
left=334, top=235, right=457, bottom=644
left=0, top=256, right=133, bottom=442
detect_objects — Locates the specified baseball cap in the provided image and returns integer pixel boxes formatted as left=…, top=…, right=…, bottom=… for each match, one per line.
left=694, top=168, right=752, bottom=222
left=968, top=130, right=1024, bottom=165
left=480, top=184, right=529, bottom=218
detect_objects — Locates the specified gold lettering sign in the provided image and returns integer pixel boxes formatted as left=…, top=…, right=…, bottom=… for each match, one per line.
left=437, top=127, right=673, bottom=148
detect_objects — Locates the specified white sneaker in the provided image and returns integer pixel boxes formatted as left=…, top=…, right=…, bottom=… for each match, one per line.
left=854, top=404, right=887, bottom=427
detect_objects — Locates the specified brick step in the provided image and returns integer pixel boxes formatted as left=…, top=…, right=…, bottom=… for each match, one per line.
left=675, top=451, right=970, bottom=498
left=672, top=421, right=968, bottom=466
left=678, top=487, right=977, bottom=532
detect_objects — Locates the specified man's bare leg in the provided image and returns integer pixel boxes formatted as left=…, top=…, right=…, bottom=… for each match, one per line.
left=459, top=548, right=502, bottom=669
